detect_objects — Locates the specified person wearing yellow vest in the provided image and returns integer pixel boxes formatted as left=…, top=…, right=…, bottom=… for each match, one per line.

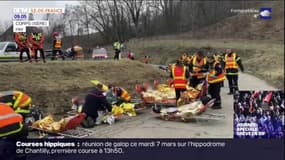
left=51, top=32, right=64, bottom=60
left=0, top=103, right=24, bottom=138
left=189, top=51, right=209, bottom=88
left=113, top=40, right=121, bottom=60
left=223, top=49, right=244, bottom=95
left=170, top=60, right=189, bottom=102
left=107, top=85, right=131, bottom=104
left=207, top=56, right=225, bottom=109
left=29, top=28, right=46, bottom=63
left=0, top=91, right=32, bottom=115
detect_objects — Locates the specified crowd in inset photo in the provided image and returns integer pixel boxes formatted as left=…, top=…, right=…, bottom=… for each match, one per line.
left=234, top=90, right=284, bottom=138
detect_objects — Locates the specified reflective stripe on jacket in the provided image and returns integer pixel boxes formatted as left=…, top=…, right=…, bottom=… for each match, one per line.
left=0, top=103, right=23, bottom=137
left=207, top=62, right=225, bottom=84
left=192, top=56, right=207, bottom=78
left=172, top=64, right=187, bottom=89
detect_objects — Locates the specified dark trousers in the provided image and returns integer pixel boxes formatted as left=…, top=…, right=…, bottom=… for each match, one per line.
left=175, top=88, right=186, bottom=101
left=52, top=49, right=64, bottom=60
left=190, top=76, right=205, bottom=88
left=34, top=48, right=45, bottom=61
left=19, top=48, right=31, bottom=61
left=226, top=75, right=238, bottom=93
left=114, top=49, right=120, bottom=60
left=208, top=83, right=222, bottom=107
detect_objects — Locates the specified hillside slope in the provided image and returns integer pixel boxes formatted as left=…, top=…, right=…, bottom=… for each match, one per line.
left=0, top=60, right=168, bottom=114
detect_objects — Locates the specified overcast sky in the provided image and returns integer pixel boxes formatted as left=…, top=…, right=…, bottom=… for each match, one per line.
left=0, top=1, right=79, bottom=22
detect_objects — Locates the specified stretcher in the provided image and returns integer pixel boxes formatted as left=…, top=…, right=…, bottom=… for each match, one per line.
left=152, top=99, right=225, bottom=122
left=135, top=80, right=208, bottom=108
left=30, top=113, right=95, bottom=138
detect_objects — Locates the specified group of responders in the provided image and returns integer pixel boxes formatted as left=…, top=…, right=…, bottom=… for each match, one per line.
left=16, top=141, right=75, bottom=148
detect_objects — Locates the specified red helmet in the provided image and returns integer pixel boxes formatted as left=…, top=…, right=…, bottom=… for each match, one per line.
left=53, top=32, right=59, bottom=37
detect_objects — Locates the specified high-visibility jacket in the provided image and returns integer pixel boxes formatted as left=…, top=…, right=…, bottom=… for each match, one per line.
left=14, top=33, right=29, bottom=50
left=207, top=62, right=225, bottom=84
left=225, top=53, right=239, bottom=69
left=54, top=38, right=62, bottom=49
left=186, top=56, right=192, bottom=65
left=113, top=41, right=120, bottom=50
left=114, top=87, right=131, bottom=102
left=172, top=64, right=187, bottom=89
left=0, top=91, right=32, bottom=114
left=0, top=103, right=23, bottom=137
left=192, top=56, right=207, bottom=79
left=213, top=54, right=220, bottom=62
left=29, top=33, right=44, bottom=49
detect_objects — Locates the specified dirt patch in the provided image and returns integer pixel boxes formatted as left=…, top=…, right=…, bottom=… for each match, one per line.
left=0, top=60, right=168, bottom=114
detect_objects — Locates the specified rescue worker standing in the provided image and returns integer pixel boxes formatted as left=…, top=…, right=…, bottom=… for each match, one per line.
left=113, top=40, right=121, bottom=60
left=81, top=84, right=112, bottom=127
left=0, top=91, right=32, bottom=116
left=0, top=103, right=25, bottom=138
left=189, top=51, right=209, bottom=88
left=170, top=60, right=189, bottom=102
left=51, top=32, right=64, bottom=60
left=223, top=49, right=244, bottom=95
left=207, top=56, right=225, bottom=109
left=14, top=32, right=32, bottom=62
left=29, top=28, right=46, bottom=63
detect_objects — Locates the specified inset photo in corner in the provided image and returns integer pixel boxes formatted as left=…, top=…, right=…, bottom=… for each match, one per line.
left=233, top=90, right=284, bottom=138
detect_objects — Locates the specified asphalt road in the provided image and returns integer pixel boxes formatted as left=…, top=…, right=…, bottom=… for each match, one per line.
left=87, top=72, right=276, bottom=138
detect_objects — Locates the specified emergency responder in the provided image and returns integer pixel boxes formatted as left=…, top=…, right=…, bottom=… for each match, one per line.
left=14, top=32, right=32, bottom=62
left=0, top=91, right=32, bottom=116
left=29, top=28, right=45, bottom=63
left=113, top=40, right=121, bottom=60
left=106, top=85, right=131, bottom=105
left=0, top=103, right=26, bottom=138
left=185, top=54, right=193, bottom=66
left=81, top=84, right=112, bottom=127
left=143, top=55, right=149, bottom=64
left=170, top=60, right=189, bottom=102
left=223, top=49, right=244, bottom=95
left=213, top=52, right=221, bottom=63
left=51, top=32, right=64, bottom=60
left=188, top=50, right=209, bottom=88
left=207, top=56, right=225, bottom=109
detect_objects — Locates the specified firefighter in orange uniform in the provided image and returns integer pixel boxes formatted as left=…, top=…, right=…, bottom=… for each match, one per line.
left=0, top=103, right=24, bottom=137
left=29, top=28, right=45, bottom=63
left=170, top=60, right=189, bottom=102
left=107, top=85, right=131, bottom=104
left=207, top=56, right=225, bottom=109
left=223, top=49, right=244, bottom=95
left=189, top=50, right=209, bottom=88
left=51, top=32, right=64, bottom=60
left=14, top=32, right=32, bottom=62
left=0, top=91, right=32, bottom=115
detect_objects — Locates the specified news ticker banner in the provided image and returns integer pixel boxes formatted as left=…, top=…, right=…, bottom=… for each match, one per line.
left=12, top=8, right=65, bottom=32
left=0, top=139, right=283, bottom=160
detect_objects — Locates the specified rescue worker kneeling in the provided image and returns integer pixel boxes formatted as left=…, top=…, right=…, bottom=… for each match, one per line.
left=207, top=56, right=225, bottom=109
left=81, top=84, right=112, bottom=128
left=0, top=103, right=26, bottom=138
left=106, top=85, right=131, bottom=105
left=0, top=91, right=32, bottom=116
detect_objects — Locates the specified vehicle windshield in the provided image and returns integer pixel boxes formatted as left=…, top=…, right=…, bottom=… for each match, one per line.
left=0, top=42, right=6, bottom=50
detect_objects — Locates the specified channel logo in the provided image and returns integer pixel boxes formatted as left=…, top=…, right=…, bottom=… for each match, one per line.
left=259, top=8, right=272, bottom=19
